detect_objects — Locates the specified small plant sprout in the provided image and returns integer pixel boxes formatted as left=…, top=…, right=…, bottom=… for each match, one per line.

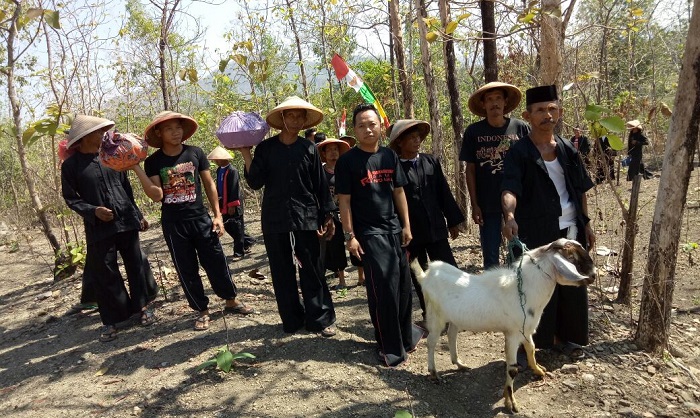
left=196, top=346, right=255, bottom=373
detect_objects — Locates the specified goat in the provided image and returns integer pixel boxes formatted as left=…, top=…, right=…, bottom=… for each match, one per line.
left=410, top=238, right=596, bottom=413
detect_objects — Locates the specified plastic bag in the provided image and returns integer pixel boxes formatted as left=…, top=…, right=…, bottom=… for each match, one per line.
left=99, top=131, right=148, bottom=171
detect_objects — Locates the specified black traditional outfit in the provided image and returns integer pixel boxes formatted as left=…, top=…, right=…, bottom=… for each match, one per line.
left=401, top=153, right=464, bottom=316
left=627, top=130, right=651, bottom=180
left=61, top=152, right=157, bottom=326
left=244, top=135, right=336, bottom=333
left=501, top=134, right=594, bottom=348
left=215, top=163, right=253, bottom=256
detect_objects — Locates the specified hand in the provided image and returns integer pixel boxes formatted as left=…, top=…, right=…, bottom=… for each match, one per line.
left=95, top=207, right=114, bottom=222
left=471, top=205, right=484, bottom=226
left=139, top=218, right=149, bottom=231
left=212, top=216, right=225, bottom=237
left=401, top=227, right=412, bottom=248
left=346, top=237, right=364, bottom=261
left=316, top=224, right=327, bottom=239
left=585, top=223, right=596, bottom=249
left=502, top=217, right=518, bottom=240
left=324, top=216, right=335, bottom=241
left=448, top=225, right=460, bottom=240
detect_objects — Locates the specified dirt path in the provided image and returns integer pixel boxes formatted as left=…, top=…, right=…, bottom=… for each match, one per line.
left=1, top=175, right=699, bottom=418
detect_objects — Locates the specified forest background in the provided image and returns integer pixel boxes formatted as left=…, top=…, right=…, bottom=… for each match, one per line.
left=0, top=0, right=695, bottom=339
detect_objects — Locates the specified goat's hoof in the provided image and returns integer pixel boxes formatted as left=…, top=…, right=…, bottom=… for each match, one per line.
left=455, top=360, right=469, bottom=370
left=533, top=364, right=546, bottom=376
left=428, top=372, right=442, bottom=383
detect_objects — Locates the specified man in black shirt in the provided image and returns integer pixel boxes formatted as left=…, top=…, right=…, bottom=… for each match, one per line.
left=336, top=104, right=424, bottom=367
left=61, top=115, right=157, bottom=342
left=459, top=82, right=530, bottom=269
left=502, top=85, right=595, bottom=361
left=238, top=96, right=337, bottom=337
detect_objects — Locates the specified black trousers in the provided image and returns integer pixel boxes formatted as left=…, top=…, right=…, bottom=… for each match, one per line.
left=359, top=233, right=423, bottom=367
left=407, top=238, right=458, bottom=318
left=263, top=230, right=335, bottom=333
left=162, top=216, right=238, bottom=312
left=84, top=229, right=158, bottom=325
left=533, top=228, right=589, bottom=348
left=223, top=214, right=245, bottom=256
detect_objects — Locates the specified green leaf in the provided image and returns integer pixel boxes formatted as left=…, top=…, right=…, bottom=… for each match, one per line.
left=232, top=352, right=256, bottom=360
left=518, top=13, right=536, bottom=23
left=455, top=13, right=471, bottom=22
left=187, top=68, right=198, bottom=83
left=583, top=108, right=600, bottom=122
left=607, top=133, right=624, bottom=151
left=394, top=411, right=413, bottom=418
left=630, top=7, right=644, bottom=16
left=600, top=116, right=625, bottom=133
left=25, top=8, right=43, bottom=19
left=425, top=31, right=439, bottom=43
left=196, top=359, right=217, bottom=372
left=218, top=59, right=230, bottom=73
left=445, top=21, right=458, bottom=35
left=178, top=69, right=186, bottom=81
left=22, top=126, right=37, bottom=144
left=44, top=10, right=60, bottom=29
left=216, top=349, right=234, bottom=373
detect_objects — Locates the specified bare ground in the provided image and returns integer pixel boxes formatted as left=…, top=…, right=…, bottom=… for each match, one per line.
left=1, top=172, right=699, bottom=418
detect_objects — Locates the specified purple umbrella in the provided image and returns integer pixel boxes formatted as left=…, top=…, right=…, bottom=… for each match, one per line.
left=216, top=111, right=270, bottom=149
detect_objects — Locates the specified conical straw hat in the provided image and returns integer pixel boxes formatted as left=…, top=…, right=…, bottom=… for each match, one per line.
left=266, top=96, right=324, bottom=130
left=143, top=111, right=198, bottom=148
left=67, top=115, right=115, bottom=148
left=207, top=145, right=233, bottom=160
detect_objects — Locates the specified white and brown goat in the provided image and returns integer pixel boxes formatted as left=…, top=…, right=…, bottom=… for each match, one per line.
left=410, top=238, right=596, bottom=413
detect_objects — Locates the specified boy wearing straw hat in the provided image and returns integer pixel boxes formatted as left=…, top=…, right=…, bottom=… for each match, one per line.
left=132, top=111, right=253, bottom=331
left=459, top=82, right=530, bottom=269
left=625, top=119, right=652, bottom=180
left=501, top=85, right=595, bottom=361
left=388, top=119, right=465, bottom=326
left=335, top=104, right=424, bottom=367
left=61, top=115, right=158, bottom=342
left=237, top=96, right=337, bottom=337
left=208, top=146, right=250, bottom=260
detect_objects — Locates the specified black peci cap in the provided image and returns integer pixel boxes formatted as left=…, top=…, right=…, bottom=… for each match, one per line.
left=525, top=85, right=558, bottom=106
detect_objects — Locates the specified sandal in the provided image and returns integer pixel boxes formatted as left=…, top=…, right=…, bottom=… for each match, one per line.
left=320, top=325, right=337, bottom=338
left=99, top=325, right=117, bottom=342
left=224, top=302, right=254, bottom=315
left=553, top=341, right=585, bottom=360
left=140, top=308, right=156, bottom=326
left=194, top=314, right=210, bottom=331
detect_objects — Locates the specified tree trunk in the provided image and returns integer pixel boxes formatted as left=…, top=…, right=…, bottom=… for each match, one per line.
left=540, top=0, right=563, bottom=87
left=389, top=0, right=414, bottom=118
left=617, top=175, right=641, bottom=304
left=480, top=0, right=497, bottom=82
left=636, top=0, right=700, bottom=353
left=415, top=0, right=443, bottom=161
left=159, top=3, right=170, bottom=110
left=5, top=3, right=61, bottom=255
left=286, top=0, right=309, bottom=100
left=438, top=0, right=468, bottom=220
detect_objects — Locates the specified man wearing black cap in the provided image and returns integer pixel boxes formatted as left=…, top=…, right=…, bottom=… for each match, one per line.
left=501, top=85, right=595, bottom=362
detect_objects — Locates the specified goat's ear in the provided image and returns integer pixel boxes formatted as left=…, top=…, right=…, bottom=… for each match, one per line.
left=551, top=252, right=589, bottom=282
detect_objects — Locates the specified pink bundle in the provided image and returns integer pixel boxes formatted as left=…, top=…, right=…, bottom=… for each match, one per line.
left=99, top=131, right=148, bottom=171
left=58, top=138, right=76, bottom=162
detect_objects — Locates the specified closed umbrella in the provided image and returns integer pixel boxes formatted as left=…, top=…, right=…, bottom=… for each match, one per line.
left=216, top=111, right=269, bottom=149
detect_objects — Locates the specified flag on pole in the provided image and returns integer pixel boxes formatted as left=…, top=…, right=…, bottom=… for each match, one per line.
left=331, top=54, right=390, bottom=128
left=338, top=109, right=346, bottom=137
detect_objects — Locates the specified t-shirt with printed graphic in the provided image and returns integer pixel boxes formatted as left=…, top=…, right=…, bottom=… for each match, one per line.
left=459, top=117, right=530, bottom=214
left=335, top=146, right=407, bottom=236
left=144, top=144, right=209, bottom=223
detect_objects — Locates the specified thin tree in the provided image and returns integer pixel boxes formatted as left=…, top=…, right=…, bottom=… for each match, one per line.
left=283, top=0, right=309, bottom=100
left=480, top=0, right=497, bottom=82
left=389, top=0, right=414, bottom=118
left=415, top=0, right=443, bottom=160
left=1, top=2, right=62, bottom=257
left=636, top=0, right=700, bottom=353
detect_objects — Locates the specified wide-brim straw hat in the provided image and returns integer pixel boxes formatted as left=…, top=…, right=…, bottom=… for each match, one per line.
left=625, top=119, right=642, bottom=130
left=388, top=119, right=431, bottom=152
left=339, top=135, right=356, bottom=148
left=207, top=145, right=233, bottom=161
left=317, top=138, right=350, bottom=163
left=144, top=111, right=198, bottom=148
left=468, top=82, right=522, bottom=118
left=266, top=96, right=324, bottom=130
left=67, top=115, right=115, bottom=148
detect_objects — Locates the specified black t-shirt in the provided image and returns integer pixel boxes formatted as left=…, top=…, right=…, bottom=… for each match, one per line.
left=144, top=144, right=209, bottom=223
left=459, top=118, right=530, bottom=214
left=335, top=146, right=407, bottom=236
left=324, top=165, right=339, bottom=208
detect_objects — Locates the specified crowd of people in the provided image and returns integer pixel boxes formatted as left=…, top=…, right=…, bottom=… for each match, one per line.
left=60, top=80, right=650, bottom=368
